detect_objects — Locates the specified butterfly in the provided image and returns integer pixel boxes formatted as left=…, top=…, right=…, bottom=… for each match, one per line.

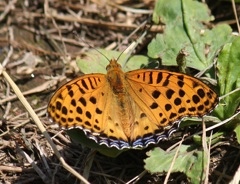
left=47, top=59, right=218, bottom=149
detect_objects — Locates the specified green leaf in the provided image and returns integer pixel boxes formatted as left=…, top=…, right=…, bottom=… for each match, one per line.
left=67, top=129, right=126, bottom=157
left=144, top=145, right=207, bottom=183
left=193, top=131, right=224, bottom=146
left=215, top=37, right=240, bottom=120
left=234, top=124, right=240, bottom=144
left=149, top=0, right=233, bottom=71
left=76, top=49, right=149, bottom=74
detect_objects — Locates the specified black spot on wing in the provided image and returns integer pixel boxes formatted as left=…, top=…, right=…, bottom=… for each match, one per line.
left=77, top=106, right=83, bottom=114
left=156, top=72, right=163, bottom=83
left=68, top=90, right=74, bottom=97
left=79, top=97, right=87, bottom=106
left=178, top=107, right=186, bottom=113
left=56, top=101, right=62, bottom=110
left=96, top=108, right=102, bottom=114
left=163, top=74, right=171, bottom=86
left=152, top=90, right=161, bottom=99
left=166, top=89, right=174, bottom=99
left=71, top=99, right=76, bottom=106
left=192, top=95, right=200, bottom=104
left=148, top=72, right=153, bottom=84
left=179, top=89, right=185, bottom=97
left=165, top=104, right=172, bottom=111
left=90, top=97, right=97, bottom=104
left=81, top=79, right=89, bottom=90
left=150, top=102, right=158, bottom=109
left=62, top=106, right=68, bottom=115
left=86, top=111, right=92, bottom=119
left=197, top=88, right=205, bottom=98
left=174, top=98, right=181, bottom=106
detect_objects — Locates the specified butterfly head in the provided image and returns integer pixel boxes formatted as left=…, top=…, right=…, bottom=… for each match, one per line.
left=106, top=59, right=122, bottom=72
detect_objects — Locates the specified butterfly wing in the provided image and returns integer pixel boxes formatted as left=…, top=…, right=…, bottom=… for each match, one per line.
left=47, top=74, right=131, bottom=149
left=125, top=70, right=218, bottom=147
left=48, top=68, right=218, bottom=149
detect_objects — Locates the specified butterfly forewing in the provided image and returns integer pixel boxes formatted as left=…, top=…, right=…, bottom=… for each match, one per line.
left=48, top=74, right=108, bottom=130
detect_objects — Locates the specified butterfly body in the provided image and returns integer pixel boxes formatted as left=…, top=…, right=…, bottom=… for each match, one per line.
left=47, top=59, right=218, bottom=149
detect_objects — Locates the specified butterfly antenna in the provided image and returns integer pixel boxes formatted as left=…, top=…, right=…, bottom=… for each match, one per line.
left=116, top=38, right=138, bottom=62
left=73, top=31, right=110, bottom=62
left=115, top=24, right=145, bottom=62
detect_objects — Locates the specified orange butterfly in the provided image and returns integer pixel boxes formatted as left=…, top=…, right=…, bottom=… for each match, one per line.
left=47, top=59, right=218, bottom=149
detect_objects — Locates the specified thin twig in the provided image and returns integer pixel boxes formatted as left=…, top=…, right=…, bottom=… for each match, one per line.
left=16, top=144, right=50, bottom=183
left=0, top=77, right=65, bottom=105
left=164, top=135, right=186, bottom=184
left=231, top=0, right=240, bottom=33
left=2, top=27, right=14, bottom=67
left=0, top=0, right=18, bottom=22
